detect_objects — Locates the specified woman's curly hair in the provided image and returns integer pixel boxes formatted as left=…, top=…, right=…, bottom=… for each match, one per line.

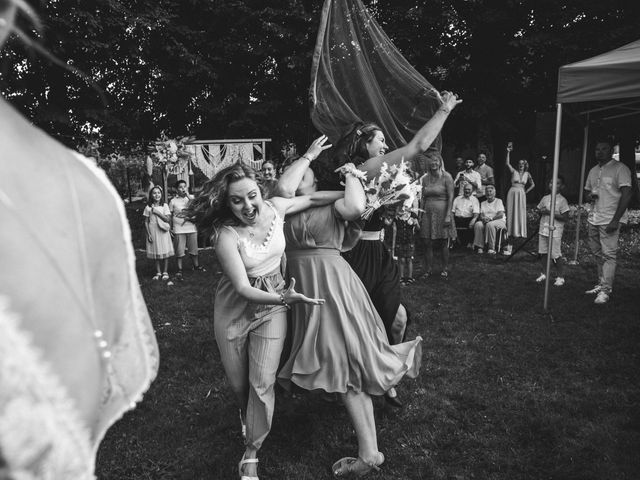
left=179, top=163, right=264, bottom=244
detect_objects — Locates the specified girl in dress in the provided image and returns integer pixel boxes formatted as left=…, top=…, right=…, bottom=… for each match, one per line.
left=505, top=143, right=535, bottom=254
left=277, top=155, right=422, bottom=477
left=419, top=154, right=456, bottom=278
left=180, top=136, right=341, bottom=480
left=143, top=186, right=174, bottom=281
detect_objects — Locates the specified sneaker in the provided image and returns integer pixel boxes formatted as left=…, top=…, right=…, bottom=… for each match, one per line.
left=554, top=277, right=565, bottom=286
left=487, top=249, right=496, bottom=255
left=535, top=273, right=546, bottom=283
left=594, top=291, right=610, bottom=304
left=477, top=248, right=484, bottom=254
left=585, top=285, right=602, bottom=295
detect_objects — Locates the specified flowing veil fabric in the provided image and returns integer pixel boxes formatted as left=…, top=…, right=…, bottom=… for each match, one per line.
left=310, top=0, right=442, bottom=153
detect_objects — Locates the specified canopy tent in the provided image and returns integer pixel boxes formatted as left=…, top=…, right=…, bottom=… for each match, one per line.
left=543, top=38, right=640, bottom=309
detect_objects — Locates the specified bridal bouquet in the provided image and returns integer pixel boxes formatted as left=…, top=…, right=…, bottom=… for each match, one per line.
left=363, top=159, right=422, bottom=225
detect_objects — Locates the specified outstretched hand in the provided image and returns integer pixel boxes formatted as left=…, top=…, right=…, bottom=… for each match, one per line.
left=283, top=277, right=325, bottom=306
left=303, top=135, right=332, bottom=161
left=438, top=90, right=463, bottom=111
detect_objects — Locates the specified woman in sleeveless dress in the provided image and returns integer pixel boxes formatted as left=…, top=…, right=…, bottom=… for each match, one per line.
left=317, top=91, right=462, bottom=407
left=181, top=137, right=341, bottom=480
left=419, top=155, right=456, bottom=278
left=505, top=143, right=535, bottom=253
left=277, top=155, right=422, bottom=477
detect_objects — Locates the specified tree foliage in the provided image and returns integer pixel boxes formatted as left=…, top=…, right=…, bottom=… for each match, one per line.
left=1, top=0, right=639, bottom=159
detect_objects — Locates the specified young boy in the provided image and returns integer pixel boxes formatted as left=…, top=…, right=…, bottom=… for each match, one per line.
left=535, top=176, right=570, bottom=286
left=169, top=180, right=205, bottom=279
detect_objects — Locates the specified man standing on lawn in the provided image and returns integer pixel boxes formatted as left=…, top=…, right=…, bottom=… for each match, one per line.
left=584, top=138, right=633, bottom=304
left=474, top=152, right=494, bottom=203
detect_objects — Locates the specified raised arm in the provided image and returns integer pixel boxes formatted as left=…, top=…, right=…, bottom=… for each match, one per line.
left=357, top=91, right=462, bottom=178
left=276, top=135, right=331, bottom=198
left=505, top=146, right=516, bottom=174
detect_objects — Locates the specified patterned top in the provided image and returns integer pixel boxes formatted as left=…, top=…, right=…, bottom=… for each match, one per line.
left=223, top=201, right=285, bottom=277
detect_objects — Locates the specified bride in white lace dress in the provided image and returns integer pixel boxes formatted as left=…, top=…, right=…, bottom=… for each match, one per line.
left=0, top=3, right=159, bottom=478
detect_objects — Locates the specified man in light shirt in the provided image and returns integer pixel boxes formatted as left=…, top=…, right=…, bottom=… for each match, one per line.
left=584, top=139, right=632, bottom=304
left=453, top=158, right=482, bottom=197
left=169, top=180, right=205, bottom=279
left=452, top=183, right=480, bottom=248
left=474, top=152, right=494, bottom=202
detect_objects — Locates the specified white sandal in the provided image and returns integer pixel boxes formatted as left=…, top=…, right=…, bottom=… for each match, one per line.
left=238, top=454, right=259, bottom=480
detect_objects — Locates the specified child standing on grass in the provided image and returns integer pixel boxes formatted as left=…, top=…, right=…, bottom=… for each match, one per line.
left=535, top=176, right=570, bottom=286
left=144, top=186, right=174, bottom=281
left=396, top=218, right=417, bottom=285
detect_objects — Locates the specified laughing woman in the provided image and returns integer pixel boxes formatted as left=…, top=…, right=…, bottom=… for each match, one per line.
left=181, top=136, right=341, bottom=480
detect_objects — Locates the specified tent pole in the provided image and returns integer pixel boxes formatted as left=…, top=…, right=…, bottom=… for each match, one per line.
left=570, top=119, right=589, bottom=264
left=544, top=104, right=563, bottom=311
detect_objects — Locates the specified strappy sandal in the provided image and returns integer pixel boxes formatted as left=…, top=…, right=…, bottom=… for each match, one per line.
left=161, top=272, right=170, bottom=281
left=404, top=277, right=416, bottom=285
left=238, top=454, right=259, bottom=480
left=333, top=452, right=385, bottom=478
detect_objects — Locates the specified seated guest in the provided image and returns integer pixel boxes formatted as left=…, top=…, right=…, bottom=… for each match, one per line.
left=473, top=184, right=506, bottom=254
left=452, top=183, right=480, bottom=248
left=453, top=158, right=482, bottom=197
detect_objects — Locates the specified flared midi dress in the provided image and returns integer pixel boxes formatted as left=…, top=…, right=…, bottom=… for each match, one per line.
left=506, top=170, right=530, bottom=238
left=278, top=205, right=422, bottom=395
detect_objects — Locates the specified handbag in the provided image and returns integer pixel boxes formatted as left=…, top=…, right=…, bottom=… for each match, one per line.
left=157, top=217, right=170, bottom=232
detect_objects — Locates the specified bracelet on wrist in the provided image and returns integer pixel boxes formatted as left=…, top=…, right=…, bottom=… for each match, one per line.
left=438, top=106, right=451, bottom=114
left=301, top=154, right=313, bottom=162
left=279, top=291, right=291, bottom=309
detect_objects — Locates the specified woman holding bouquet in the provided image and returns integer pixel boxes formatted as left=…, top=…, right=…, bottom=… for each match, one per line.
left=323, top=91, right=461, bottom=406
left=276, top=154, right=422, bottom=477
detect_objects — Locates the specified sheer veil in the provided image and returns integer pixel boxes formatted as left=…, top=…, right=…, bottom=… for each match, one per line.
left=310, top=0, right=442, bottom=155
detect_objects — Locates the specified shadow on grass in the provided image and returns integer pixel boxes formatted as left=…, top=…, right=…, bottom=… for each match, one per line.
left=97, top=210, right=640, bottom=479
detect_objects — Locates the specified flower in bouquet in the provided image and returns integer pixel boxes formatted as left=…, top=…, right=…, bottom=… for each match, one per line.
left=149, top=132, right=194, bottom=173
left=362, top=159, right=421, bottom=223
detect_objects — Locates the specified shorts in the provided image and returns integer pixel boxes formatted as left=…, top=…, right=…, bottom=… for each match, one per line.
left=174, top=232, right=198, bottom=257
left=538, top=234, right=562, bottom=259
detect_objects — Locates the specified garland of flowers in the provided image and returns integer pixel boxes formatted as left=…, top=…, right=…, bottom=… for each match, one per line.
left=149, top=132, right=195, bottom=174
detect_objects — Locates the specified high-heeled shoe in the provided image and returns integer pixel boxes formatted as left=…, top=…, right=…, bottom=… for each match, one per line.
left=384, top=387, right=403, bottom=408
left=238, top=453, right=259, bottom=480
left=332, top=452, right=384, bottom=478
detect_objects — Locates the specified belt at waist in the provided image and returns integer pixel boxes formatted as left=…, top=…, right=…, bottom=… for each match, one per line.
left=360, top=229, right=384, bottom=241
left=286, top=248, right=340, bottom=259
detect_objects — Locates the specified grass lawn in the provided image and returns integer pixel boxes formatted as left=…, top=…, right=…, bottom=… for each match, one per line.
left=96, top=202, right=640, bottom=479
